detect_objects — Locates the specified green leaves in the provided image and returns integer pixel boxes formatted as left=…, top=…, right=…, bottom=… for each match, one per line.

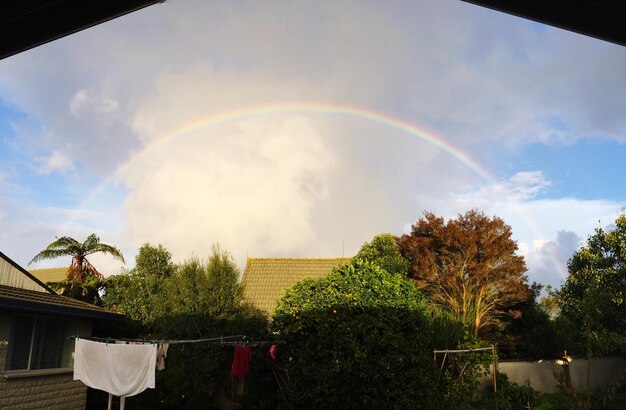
left=354, top=233, right=409, bottom=276
left=29, top=233, right=125, bottom=304
left=558, top=213, right=626, bottom=357
left=272, top=259, right=438, bottom=408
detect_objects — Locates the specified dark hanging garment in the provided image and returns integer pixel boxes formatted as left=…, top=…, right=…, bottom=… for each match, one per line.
left=231, top=345, right=252, bottom=380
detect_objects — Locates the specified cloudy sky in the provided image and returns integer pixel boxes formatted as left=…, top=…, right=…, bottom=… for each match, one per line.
left=1, top=0, right=625, bottom=289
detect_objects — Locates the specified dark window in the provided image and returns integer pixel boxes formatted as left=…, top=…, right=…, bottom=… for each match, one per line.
left=6, top=316, right=71, bottom=371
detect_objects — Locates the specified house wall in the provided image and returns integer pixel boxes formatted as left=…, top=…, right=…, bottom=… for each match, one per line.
left=0, top=313, right=91, bottom=409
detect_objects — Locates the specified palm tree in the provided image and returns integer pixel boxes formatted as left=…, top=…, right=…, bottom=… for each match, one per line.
left=29, top=234, right=125, bottom=303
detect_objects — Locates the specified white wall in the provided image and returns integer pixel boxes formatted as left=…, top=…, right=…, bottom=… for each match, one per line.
left=481, top=357, right=626, bottom=393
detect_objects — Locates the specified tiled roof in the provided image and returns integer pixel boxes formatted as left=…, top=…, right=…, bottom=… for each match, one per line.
left=242, top=257, right=351, bottom=315
left=29, top=267, right=68, bottom=292
left=0, top=284, right=121, bottom=320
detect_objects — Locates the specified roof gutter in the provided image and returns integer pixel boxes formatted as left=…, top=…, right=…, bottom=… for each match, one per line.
left=0, top=296, right=123, bottom=320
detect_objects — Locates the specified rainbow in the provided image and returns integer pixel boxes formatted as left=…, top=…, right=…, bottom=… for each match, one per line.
left=113, top=102, right=494, bottom=184
left=76, top=102, right=567, bottom=280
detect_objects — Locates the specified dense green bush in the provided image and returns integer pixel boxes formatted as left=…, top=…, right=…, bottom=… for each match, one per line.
left=354, top=233, right=409, bottom=276
left=97, top=244, right=275, bottom=409
left=272, top=259, right=437, bottom=409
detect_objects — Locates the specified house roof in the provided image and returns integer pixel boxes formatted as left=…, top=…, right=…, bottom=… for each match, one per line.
left=0, top=250, right=54, bottom=293
left=462, top=0, right=626, bottom=47
left=29, top=267, right=68, bottom=286
left=0, top=251, right=121, bottom=320
left=242, top=257, right=351, bottom=315
left=0, top=284, right=121, bottom=320
left=0, top=0, right=162, bottom=60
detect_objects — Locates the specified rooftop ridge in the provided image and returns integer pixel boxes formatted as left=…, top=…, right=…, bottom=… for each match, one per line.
left=245, top=257, right=352, bottom=261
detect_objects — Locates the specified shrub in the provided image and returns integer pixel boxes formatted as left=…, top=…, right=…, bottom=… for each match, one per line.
left=272, top=259, right=437, bottom=409
left=481, top=372, right=539, bottom=410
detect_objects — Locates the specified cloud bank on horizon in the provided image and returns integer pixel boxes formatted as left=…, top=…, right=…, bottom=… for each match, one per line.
left=0, top=0, right=625, bottom=289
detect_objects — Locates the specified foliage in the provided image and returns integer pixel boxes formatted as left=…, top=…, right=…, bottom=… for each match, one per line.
left=398, top=210, right=532, bottom=338
left=354, top=233, right=409, bottom=275
left=539, top=285, right=560, bottom=317
left=272, top=259, right=438, bottom=409
left=480, top=372, right=539, bottom=410
left=100, top=244, right=274, bottom=409
left=431, top=309, right=491, bottom=409
left=435, top=338, right=492, bottom=409
left=556, top=217, right=626, bottom=410
left=533, top=393, right=570, bottom=410
left=557, top=213, right=626, bottom=357
left=502, top=283, right=564, bottom=359
left=103, top=244, right=175, bottom=326
left=155, top=244, right=243, bottom=322
left=29, top=233, right=124, bottom=304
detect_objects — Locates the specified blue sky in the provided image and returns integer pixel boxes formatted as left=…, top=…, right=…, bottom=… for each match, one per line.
left=0, top=0, right=624, bottom=289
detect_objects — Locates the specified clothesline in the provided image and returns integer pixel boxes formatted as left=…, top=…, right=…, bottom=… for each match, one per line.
left=70, top=335, right=285, bottom=347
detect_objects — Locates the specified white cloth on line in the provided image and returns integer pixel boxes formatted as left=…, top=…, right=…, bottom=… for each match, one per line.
left=74, top=338, right=157, bottom=397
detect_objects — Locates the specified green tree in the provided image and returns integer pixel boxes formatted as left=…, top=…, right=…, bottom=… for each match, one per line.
left=558, top=214, right=626, bottom=357
left=103, top=243, right=175, bottom=326
left=398, top=210, right=532, bottom=338
left=556, top=214, right=626, bottom=409
left=354, top=233, right=409, bottom=275
left=29, top=233, right=124, bottom=304
left=101, top=244, right=271, bottom=409
left=134, top=243, right=176, bottom=278
left=504, top=284, right=563, bottom=359
left=157, top=244, right=243, bottom=319
left=272, top=259, right=437, bottom=409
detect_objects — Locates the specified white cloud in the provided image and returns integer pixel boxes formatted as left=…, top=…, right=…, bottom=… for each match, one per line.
left=69, top=89, right=89, bottom=116
left=35, top=150, right=76, bottom=174
left=520, top=230, right=581, bottom=289
left=120, top=114, right=336, bottom=265
left=453, top=171, right=550, bottom=205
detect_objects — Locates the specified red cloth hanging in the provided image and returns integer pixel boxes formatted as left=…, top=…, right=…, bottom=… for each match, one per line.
left=269, top=344, right=277, bottom=360
left=231, top=345, right=252, bottom=380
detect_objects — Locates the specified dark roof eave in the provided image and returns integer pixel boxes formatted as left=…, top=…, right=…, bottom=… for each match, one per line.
left=461, top=0, right=626, bottom=47
left=0, top=297, right=123, bottom=320
left=0, top=0, right=164, bottom=60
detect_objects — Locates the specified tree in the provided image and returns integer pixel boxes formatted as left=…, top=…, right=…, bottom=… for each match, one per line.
left=354, top=233, right=409, bottom=275
left=157, top=244, right=244, bottom=319
left=503, top=283, right=564, bottom=359
left=398, top=210, right=531, bottom=338
left=558, top=213, right=626, bottom=357
left=101, top=244, right=271, bottom=409
left=134, top=243, right=176, bottom=278
left=103, top=243, right=175, bottom=326
left=29, top=233, right=125, bottom=303
left=556, top=214, right=626, bottom=409
left=272, top=259, right=438, bottom=408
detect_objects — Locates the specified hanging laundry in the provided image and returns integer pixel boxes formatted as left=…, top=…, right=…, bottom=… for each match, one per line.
left=269, top=344, right=277, bottom=360
left=74, top=338, right=157, bottom=397
left=231, top=345, right=252, bottom=380
left=157, top=343, right=169, bottom=371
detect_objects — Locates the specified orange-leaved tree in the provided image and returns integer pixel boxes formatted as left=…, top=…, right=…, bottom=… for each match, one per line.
left=398, top=210, right=531, bottom=338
